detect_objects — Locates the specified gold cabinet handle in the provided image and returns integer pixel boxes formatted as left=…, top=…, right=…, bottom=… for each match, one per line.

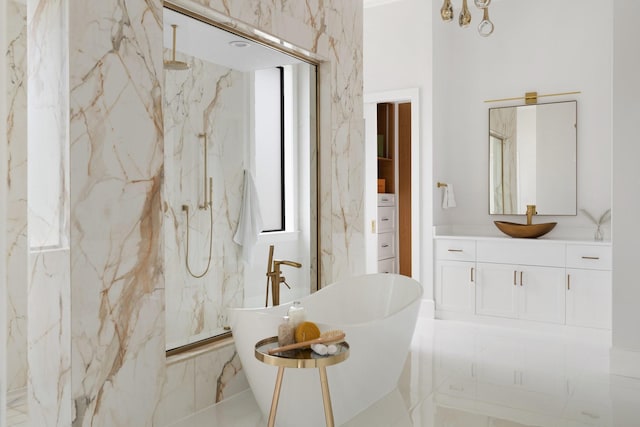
left=470, top=267, right=475, bottom=283
left=520, top=271, right=523, bottom=286
left=448, top=249, right=463, bottom=252
left=567, top=274, right=571, bottom=290
left=581, top=256, right=600, bottom=260
left=513, top=270, right=517, bottom=286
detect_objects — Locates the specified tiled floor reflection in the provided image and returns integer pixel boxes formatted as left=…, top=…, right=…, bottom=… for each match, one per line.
left=171, top=316, right=640, bottom=426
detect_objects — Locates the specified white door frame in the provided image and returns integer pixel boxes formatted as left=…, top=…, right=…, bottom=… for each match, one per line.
left=364, top=88, right=421, bottom=282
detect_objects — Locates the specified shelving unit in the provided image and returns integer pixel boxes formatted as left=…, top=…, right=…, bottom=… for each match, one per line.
left=376, top=103, right=395, bottom=194
left=374, top=102, right=412, bottom=276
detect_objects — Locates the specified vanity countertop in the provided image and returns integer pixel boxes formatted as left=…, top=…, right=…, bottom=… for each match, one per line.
left=433, top=225, right=611, bottom=246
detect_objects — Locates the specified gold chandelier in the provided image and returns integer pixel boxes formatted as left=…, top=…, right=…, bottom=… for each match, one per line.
left=440, top=0, right=494, bottom=37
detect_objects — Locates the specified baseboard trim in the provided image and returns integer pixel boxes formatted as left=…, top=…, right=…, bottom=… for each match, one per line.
left=611, top=346, right=640, bottom=379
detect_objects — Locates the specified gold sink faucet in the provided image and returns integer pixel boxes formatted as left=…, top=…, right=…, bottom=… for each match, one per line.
left=526, top=204, right=537, bottom=225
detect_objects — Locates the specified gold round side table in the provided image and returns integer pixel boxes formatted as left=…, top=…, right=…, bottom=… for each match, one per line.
left=254, top=336, right=350, bottom=427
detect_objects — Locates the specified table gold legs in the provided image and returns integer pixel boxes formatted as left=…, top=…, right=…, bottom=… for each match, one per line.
left=267, top=366, right=335, bottom=427
left=268, top=366, right=285, bottom=427
left=318, top=366, right=335, bottom=427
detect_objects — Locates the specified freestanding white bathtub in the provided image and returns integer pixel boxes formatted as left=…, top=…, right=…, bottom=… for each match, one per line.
left=229, top=273, right=423, bottom=427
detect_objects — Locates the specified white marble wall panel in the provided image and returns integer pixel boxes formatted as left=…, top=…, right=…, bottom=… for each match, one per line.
left=27, top=249, right=71, bottom=427
left=1, top=0, right=9, bottom=423
left=163, top=49, right=246, bottom=349
left=5, top=0, right=28, bottom=394
left=195, top=345, right=246, bottom=409
left=68, top=0, right=165, bottom=425
left=153, top=357, right=195, bottom=426
left=154, top=343, right=247, bottom=427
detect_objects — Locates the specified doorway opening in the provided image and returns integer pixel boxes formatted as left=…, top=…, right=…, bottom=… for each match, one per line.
left=364, top=89, right=420, bottom=282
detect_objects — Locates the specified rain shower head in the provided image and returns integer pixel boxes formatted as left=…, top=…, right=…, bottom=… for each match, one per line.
left=164, top=24, right=190, bottom=71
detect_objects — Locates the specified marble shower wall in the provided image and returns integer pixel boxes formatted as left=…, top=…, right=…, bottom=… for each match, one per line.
left=176, top=0, right=365, bottom=284
left=67, top=0, right=165, bottom=425
left=5, top=0, right=28, bottom=394
left=164, top=49, right=245, bottom=349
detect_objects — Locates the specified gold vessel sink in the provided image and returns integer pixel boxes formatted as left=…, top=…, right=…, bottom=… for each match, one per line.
left=494, top=221, right=557, bottom=239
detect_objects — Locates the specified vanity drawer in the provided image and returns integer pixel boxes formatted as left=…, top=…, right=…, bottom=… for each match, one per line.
left=476, top=240, right=564, bottom=267
left=436, top=239, right=476, bottom=262
left=377, top=206, right=396, bottom=233
left=378, top=257, right=396, bottom=274
left=566, top=245, right=611, bottom=270
left=378, top=232, right=396, bottom=260
left=378, top=193, right=395, bottom=206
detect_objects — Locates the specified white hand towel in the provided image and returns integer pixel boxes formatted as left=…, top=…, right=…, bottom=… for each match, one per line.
left=233, top=170, right=264, bottom=264
left=442, top=184, right=457, bottom=209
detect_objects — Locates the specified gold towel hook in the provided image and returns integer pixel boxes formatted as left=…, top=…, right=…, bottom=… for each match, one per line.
left=437, top=182, right=448, bottom=188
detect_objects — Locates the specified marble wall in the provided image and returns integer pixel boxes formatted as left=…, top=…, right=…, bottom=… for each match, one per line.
left=67, top=0, right=165, bottom=424
left=5, top=0, right=27, bottom=395
left=10, top=0, right=363, bottom=425
left=163, top=49, right=246, bottom=349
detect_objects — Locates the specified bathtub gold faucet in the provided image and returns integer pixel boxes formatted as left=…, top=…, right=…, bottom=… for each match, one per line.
left=265, top=245, right=302, bottom=307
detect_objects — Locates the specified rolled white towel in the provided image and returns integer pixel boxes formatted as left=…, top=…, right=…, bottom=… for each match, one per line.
left=311, top=343, right=328, bottom=355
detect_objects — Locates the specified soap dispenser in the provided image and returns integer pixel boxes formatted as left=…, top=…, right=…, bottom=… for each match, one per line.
left=287, top=301, right=306, bottom=328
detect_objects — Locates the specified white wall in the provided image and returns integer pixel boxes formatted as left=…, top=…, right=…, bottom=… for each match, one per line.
left=432, top=0, right=612, bottom=234
left=363, top=0, right=434, bottom=298
left=611, top=0, right=640, bottom=376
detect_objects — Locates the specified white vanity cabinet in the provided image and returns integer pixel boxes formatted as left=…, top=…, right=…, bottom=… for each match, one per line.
left=476, top=263, right=566, bottom=324
left=565, top=244, right=612, bottom=329
left=476, top=240, right=566, bottom=324
left=435, top=235, right=611, bottom=331
left=475, top=263, right=518, bottom=318
left=435, top=239, right=476, bottom=314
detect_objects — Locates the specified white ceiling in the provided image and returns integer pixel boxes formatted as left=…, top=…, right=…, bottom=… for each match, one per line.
left=163, top=8, right=302, bottom=72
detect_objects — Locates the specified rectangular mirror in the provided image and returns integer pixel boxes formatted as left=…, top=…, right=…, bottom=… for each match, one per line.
left=163, top=5, right=318, bottom=351
left=489, top=101, right=577, bottom=215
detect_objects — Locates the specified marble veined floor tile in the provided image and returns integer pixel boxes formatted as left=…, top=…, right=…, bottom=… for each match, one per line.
left=154, top=316, right=640, bottom=426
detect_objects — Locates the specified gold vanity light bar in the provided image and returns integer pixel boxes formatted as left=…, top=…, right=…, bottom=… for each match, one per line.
left=484, top=91, right=581, bottom=104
